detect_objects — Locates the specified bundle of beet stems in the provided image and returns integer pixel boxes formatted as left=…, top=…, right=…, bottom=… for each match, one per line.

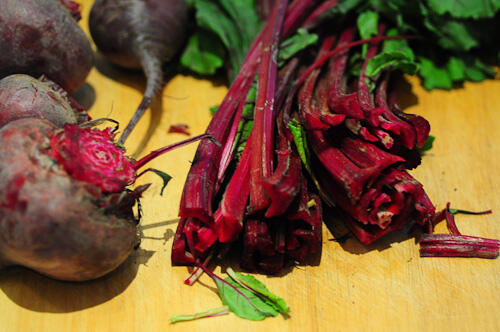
left=172, top=0, right=499, bottom=274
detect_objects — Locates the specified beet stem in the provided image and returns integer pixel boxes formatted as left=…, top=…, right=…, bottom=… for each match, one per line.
left=133, top=133, right=217, bottom=170
left=419, top=234, right=500, bottom=259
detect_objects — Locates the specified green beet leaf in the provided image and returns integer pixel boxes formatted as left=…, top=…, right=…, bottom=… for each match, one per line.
left=426, top=0, right=500, bottom=19
left=288, top=119, right=313, bottom=175
left=185, top=0, right=261, bottom=81
left=357, top=10, right=379, bottom=57
left=233, top=81, right=256, bottom=160
left=227, top=268, right=290, bottom=314
left=279, top=28, right=319, bottom=67
left=418, top=135, right=435, bottom=153
left=418, top=56, right=453, bottom=90
left=214, top=276, right=277, bottom=320
left=364, top=28, right=419, bottom=79
left=446, top=57, right=466, bottom=82
left=180, top=31, right=225, bottom=75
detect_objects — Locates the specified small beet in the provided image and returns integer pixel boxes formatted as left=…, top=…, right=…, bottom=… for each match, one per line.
left=0, top=0, right=94, bottom=93
left=0, top=74, right=89, bottom=128
left=88, top=0, right=189, bottom=144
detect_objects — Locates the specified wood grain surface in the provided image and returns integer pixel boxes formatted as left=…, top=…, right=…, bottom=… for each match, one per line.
left=1, top=2, right=499, bottom=331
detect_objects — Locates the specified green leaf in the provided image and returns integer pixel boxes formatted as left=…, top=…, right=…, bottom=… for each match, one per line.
left=146, top=169, right=172, bottom=196
left=418, top=54, right=496, bottom=90
left=337, top=0, right=365, bottom=14
left=364, top=29, right=419, bottom=79
left=357, top=10, right=379, bottom=39
left=219, top=0, right=262, bottom=52
left=418, top=135, right=435, bottom=152
left=180, top=31, right=225, bottom=75
left=279, top=29, right=319, bottom=66
left=426, top=0, right=500, bottom=19
left=226, top=268, right=290, bottom=314
left=209, top=105, right=219, bottom=116
left=190, top=0, right=261, bottom=80
left=233, top=82, right=256, bottom=160
left=423, top=17, right=479, bottom=51
left=215, top=277, right=277, bottom=321
left=418, top=56, right=453, bottom=90
left=464, top=57, right=497, bottom=82
left=287, top=119, right=334, bottom=206
left=171, top=306, right=230, bottom=323
left=357, top=10, right=379, bottom=56
left=288, top=119, right=313, bottom=175
left=446, top=57, right=466, bottom=81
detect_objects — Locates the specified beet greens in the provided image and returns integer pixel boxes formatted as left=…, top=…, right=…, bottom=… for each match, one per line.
left=172, top=0, right=499, bottom=274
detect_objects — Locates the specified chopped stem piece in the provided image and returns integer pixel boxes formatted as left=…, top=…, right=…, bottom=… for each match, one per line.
left=420, top=234, right=500, bottom=259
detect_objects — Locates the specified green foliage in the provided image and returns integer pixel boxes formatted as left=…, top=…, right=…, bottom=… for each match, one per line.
left=279, top=29, right=319, bottom=66
left=426, top=0, right=500, bottom=19
left=180, top=31, right=225, bottom=76
left=364, top=28, right=419, bottom=80
left=180, top=0, right=262, bottom=81
left=226, top=268, right=290, bottom=314
left=215, top=276, right=276, bottom=320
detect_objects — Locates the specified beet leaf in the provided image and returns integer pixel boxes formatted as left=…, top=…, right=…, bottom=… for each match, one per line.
left=226, top=268, right=290, bottom=314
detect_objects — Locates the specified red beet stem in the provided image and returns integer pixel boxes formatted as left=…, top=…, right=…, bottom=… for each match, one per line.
left=302, top=0, right=339, bottom=29
left=297, top=34, right=420, bottom=87
left=213, top=132, right=253, bottom=242
left=216, top=84, right=253, bottom=187
left=420, top=234, right=500, bottom=259
left=249, top=0, right=288, bottom=213
left=132, top=133, right=216, bottom=170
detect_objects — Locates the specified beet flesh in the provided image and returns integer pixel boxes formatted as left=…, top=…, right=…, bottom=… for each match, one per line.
left=89, top=0, right=189, bottom=143
left=0, top=119, right=138, bottom=281
left=0, top=74, right=88, bottom=128
left=0, top=0, right=93, bottom=93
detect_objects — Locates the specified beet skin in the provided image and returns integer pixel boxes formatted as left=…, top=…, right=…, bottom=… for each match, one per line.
left=0, top=0, right=93, bottom=93
left=0, top=74, right=89, bottom=128
left=0, top=119, right=138, bottom=281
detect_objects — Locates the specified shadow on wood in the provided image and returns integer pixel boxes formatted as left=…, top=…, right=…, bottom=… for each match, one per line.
left=71, top=82, right=96, bottom=111
left=0, top=248, right=154, bottom=313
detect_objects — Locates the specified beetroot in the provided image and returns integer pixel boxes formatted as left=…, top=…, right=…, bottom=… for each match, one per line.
left=0, top=119, right=140, bottom=281
left=0, top=112, right=213, bottom=281
left=0, top=0, right=93, bottom=93
left=88, top=0, right=189, bottom=144
left=0, top=74, right=89, bottom=128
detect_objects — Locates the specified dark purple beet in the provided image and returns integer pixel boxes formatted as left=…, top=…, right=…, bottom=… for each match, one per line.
left=0, top=0, right=94, bottom=93
left=88, top=0, right=189, bottom=144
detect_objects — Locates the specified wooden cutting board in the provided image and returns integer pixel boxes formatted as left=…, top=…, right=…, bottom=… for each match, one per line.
left=1, top=2, right=498, bottom=331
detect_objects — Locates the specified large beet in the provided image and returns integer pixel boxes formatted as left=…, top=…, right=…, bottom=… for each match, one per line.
left=0, top=0, right=93, bottom=93
left=0, top=74, right=89, bottom=128
left=0, top=119, right=139, bottom=281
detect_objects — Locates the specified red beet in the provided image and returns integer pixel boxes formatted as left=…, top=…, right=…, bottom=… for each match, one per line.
left=0, top=74, right=89, bottom=128
left=0, top=0, right=94, bottom=93
left=0, top=111, right=214, bottom=281
left=88, top=0, right=189, bottom=144
left=0, top=119, right=140, bottom=281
